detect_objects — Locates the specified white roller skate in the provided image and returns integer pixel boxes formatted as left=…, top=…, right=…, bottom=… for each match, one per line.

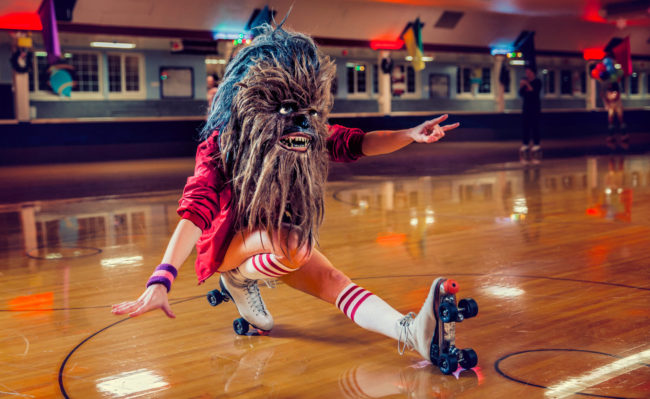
left=397, top=278, right=479, bottom=374
left=530, top=145, right=542, bottom=164
left=214, top=268, right=274, bottom=333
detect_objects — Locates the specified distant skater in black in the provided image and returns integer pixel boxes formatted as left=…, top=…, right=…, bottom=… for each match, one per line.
left=519, top=66, right=542, bottom=163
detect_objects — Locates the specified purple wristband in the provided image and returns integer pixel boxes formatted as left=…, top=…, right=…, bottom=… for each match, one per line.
left=146, top=263, right=178, bottom=292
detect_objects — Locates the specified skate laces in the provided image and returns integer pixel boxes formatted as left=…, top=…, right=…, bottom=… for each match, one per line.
left=397, top=312, right=416, bottom=355
left=262, top=279, right=277, bottom=289
left=244, top=280, right=268, bottom=316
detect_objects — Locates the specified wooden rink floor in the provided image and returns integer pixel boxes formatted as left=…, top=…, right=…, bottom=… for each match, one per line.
left=1, top=150, right=649, bottom=398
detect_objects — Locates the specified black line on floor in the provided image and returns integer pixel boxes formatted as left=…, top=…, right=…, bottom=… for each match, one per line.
left=494, top=348, right=650, bottom=399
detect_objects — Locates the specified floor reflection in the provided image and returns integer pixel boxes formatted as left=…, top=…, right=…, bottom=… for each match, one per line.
left=339, top=362, right=482, bottom=398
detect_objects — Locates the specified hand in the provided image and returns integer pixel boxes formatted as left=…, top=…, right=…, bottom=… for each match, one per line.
left=407, top=114, right=459, bottom=144
left=111, top=284, right=176, bottom=318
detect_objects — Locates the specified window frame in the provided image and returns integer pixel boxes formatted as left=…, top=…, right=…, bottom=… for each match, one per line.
left=455, top=65, right=493, bottom=99
left=106, top=52, right=146, bottom=100
left=392, top=63, right=420, bottom=99
left=502, top=67, right=517, bottom=99
left=29, top=50, right=104, bottom=101
left=345, top=61, right=371, bottom=99
left=541, top=68, right=558, bottom=98
left=625, top=72, right=642, bottom=99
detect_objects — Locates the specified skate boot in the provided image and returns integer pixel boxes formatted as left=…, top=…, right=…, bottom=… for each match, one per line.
left=219, top=268, right=274, bottom=333
left=530, top=145, right=542, bottom=164
left=397, top=278, right=479, bottom=375
left=519, top=145, right=530, bottom=164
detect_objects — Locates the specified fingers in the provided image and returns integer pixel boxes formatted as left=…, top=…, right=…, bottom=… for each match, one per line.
left=441, top=122, right=460, bottom=132
left=161, top=302, right=176, bottom=319
left=128, top=303, right=149, bottom=318
left=111, top=301, right=138, bottom=315
left=430, top=114, right=449, bottom=125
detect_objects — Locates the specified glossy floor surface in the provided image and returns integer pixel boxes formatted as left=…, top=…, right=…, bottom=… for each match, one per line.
left=1, top=143, right=649, bottom=398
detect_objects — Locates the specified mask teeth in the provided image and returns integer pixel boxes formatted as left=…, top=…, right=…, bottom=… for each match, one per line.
left=282, top=136, right=310, bottom=148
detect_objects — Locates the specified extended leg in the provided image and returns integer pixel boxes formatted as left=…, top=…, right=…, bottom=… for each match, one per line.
left=280, top=249, right=441, bottom=362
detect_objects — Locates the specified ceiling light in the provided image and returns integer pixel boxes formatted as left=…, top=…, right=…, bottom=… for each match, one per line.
left=90, top=42, right=136, bottom=49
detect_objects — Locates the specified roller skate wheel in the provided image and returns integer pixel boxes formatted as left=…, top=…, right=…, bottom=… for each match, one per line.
left=439, top=353, right=458, bottom=375
left=460, top=348, right=478, bottom=370
left=458, top=298, right=479, bottom=318
left=443, top=279, right=460, bottom=294
left=439, top=301, right=459, bottom=323
left=233, top=318, right=250, bottom=335
left=206, top=289, right=224, bottom=306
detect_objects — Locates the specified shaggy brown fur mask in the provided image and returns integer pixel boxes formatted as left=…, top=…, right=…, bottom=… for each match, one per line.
left=217, top=37, right=336, bottom=253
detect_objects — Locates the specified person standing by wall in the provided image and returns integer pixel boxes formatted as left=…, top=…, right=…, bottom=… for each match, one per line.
left=602, top=81, right=627, bottom=149
left=206, top=73, right=219, bottom=111
left=519, top=66, right=542, bottom=163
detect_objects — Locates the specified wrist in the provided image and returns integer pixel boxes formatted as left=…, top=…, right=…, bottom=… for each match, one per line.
left=146, top=263, right=178, bottom=293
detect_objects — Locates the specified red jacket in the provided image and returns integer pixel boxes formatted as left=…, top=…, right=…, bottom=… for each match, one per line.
left=177, top=124, right=366, bottom=284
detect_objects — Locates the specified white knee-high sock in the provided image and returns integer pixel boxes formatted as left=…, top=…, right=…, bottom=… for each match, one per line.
left=237, top=253, right=297, bottom=280
left=336, top=283, right=403, bottom=340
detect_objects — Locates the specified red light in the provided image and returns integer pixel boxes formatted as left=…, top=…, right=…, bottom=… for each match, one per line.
left=370, top=39, right=404, bottom=50
left=9, top=292, right=53, bottom=311
left=376, top=232, right=406, bottom=246
left=583, top=0, right=607, bottom=23
left=583, top=48, right=606, bottom=60
left=0, top=12, right=43, bottom=31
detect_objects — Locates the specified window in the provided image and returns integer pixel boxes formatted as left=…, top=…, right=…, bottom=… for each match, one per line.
left=70, top=53, right=99, bottom=92
left=28, top=53, right=51, bottom=92
left=560, top=70, right=572, bottom=95
left=579, top=71, right=586, bottom=94
left=29, top=51, right=102, bottom=98
left=457, top=66, right=491, bottom=95
left=457, top=67, right=471, bottom=93
left=391, top=64, right=418, bottom=97
left=406, top=65, right=416, bottom=93
left=542, top=69, right=556, bottom=95
left=107, top=53, right=144, bottom=97
left=478, top=67, right=490, bottom=94
left=346, top=63, right=367, bottom=95
left=629, top=72, right=639, bottom=95
left=503, top=68, right=512, bottom=94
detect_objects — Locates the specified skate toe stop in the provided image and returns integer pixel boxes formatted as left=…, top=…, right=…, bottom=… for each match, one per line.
left=444, top=279, right=460, bottom=294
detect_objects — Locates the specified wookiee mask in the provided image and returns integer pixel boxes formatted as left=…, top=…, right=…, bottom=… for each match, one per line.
left=202, top=25, right=336, bottom=252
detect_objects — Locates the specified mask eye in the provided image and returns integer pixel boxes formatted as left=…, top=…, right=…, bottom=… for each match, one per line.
left=279, top=103, right=297, bottom=115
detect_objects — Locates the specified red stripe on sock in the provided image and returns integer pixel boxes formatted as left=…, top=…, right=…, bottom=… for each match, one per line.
left=263, top=254, right=290, bottom=275
left=336, top=284, right=359, bottom=309
left=342, top=288, right=366, bottom=317
left=252, top=255, right=281, bottom=277
left=349, top=292, right=373, bottom=322
left=266, top=253, right=294, bottom=273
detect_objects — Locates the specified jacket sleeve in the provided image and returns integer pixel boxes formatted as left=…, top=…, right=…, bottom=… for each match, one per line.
left=177, top=134, right=225, bottom=231
left=326, top=124, right=366, bottom=163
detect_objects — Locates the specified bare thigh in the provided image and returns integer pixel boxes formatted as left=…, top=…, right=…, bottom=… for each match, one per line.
left=218, top=227, right=311, bottom=273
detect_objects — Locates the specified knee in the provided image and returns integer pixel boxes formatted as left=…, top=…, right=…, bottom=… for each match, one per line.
left=275, top=229, right=312, bottom=269
left=325, top=267, right=352, bottom=291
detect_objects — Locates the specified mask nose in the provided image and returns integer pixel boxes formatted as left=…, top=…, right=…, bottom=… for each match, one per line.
left=293, top=114, right=310, bottom=130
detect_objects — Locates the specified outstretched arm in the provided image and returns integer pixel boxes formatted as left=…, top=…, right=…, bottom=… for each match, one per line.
left=111, top=218, right=202, bottom=318
left=361, top=114, right=459, bottom=156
